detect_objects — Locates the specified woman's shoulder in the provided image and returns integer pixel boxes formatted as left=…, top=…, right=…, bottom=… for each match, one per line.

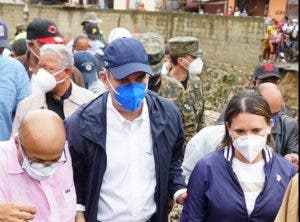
left=196, top=148, right=225, bottom=167
left=269, top=149, right=297, bottom=174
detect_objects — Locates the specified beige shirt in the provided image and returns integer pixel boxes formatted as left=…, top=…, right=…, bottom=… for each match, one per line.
left=12, top=81, right=96, bottom=135
left=274, top=174, right=299, bottom=222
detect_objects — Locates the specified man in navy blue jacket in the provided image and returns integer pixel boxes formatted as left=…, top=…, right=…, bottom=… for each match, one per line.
left=65, top=38, right=187, bottom=222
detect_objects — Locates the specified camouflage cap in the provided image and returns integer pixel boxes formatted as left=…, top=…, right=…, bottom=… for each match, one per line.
left=16, top=24, right=26, bottom=32
left=134, top=32, right=164, bottom=75
left=168, top=36, right=203, bottom=57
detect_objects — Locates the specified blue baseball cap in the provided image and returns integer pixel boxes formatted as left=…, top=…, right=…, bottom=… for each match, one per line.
left=0, top=21, right=9, bottom=48
left=73, top=51, right=98, bottom=87
left=104, top=38, right=153, bottom=79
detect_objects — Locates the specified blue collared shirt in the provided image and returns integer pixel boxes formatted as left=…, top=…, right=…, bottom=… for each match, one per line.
left=0, top=55, right=30, bottom=140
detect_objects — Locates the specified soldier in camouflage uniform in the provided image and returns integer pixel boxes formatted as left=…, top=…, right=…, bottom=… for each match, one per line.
left=135, top=31, right=188, bottom=221
left=168, top=37, right=206, bottom=141
left=135, top=32, right=194, bottom=143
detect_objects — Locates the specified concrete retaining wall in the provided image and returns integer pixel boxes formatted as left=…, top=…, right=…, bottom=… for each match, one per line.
left=0, top=3, right=265, bottom=68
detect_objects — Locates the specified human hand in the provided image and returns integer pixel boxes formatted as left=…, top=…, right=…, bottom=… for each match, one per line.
left=75, top=211, right=85, bottom=222
left=176, top=192, right=188, bottom=205
left=0, top=203, right=36, bottom=222
left=284, top=153, right=299, bottom=170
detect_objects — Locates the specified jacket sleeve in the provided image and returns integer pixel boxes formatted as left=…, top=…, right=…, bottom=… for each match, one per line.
left=168, top=107, right=187, bottom=198
left=64, top=113, right=87, bottom=208
left=274, top=173, right=299, bottom=222
left=283, top=116, right=298, bottom=155
left=15, top=60, right=31, bottom=106
left=180, top=160, right=208, bottom=222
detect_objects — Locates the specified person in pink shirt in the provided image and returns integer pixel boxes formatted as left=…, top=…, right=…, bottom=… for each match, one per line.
left=0, top=109, right=76, bottom=222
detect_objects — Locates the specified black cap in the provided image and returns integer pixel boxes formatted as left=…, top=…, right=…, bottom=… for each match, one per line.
left=85, top=23, right=100, bottom=40
left=26, top=18, right=64, bottom=44
left=253, top=63, right=281, bottom=80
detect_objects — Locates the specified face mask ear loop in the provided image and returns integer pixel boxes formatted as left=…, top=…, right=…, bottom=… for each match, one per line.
left=51, top=68, right=67, bottom=84
left=105, top=73, right=123, bottom=106
left=51, top=68, right=65, bottom=77
left=105, top=73, right=119, bottom=95
left=144, top=74, right=149, bottom=92
left=28, top=41, right=41, bottom=59
left=29, top=48, right=40, bottom=59
left=181, top=57, right=190, bottom=71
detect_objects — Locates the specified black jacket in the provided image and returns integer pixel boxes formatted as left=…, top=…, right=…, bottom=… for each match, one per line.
left=64, top=91, right=186, bottom=222
left=272, top=114, right=298, bottom=155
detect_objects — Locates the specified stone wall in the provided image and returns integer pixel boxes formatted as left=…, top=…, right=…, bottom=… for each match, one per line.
left=280, top=70, right=298, bottom=118
left=201, top=61, right=253, bottom=125
left=1, top=3, right=265, bottom=68
left=201, top=62, right=299, bottom=123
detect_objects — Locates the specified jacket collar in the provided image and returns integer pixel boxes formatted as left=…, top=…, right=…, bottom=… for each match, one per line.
left=272, top=116, right=282, bottom=135
left=224, top=146, right=273, bottom=163
left=78, top=90, right=168, bottom=148
left=146, top=91, right=168, bottom=140
left=79, top=92, right=108, bottom=148
left=68, top=81, right=87, bottom=105
left=40, top=81, right=81, bottom=108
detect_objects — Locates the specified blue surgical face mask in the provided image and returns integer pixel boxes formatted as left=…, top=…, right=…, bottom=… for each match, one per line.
left=106, top=74, right=147, bottom=112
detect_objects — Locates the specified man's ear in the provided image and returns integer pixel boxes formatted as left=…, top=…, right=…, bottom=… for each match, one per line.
left=177, top=57, right=184, bottom=66
left=64, top=67, right=73, bottom=79
left=99, top=71, right=108, bottom=88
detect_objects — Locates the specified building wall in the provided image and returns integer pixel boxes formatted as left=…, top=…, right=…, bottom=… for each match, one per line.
left=269, top=0, right=288, bottom=20
left=113, top=0, right=127, bottom=10
left=113, top=0, right=158, bottom=10
left=0, top=3, right=265, bottom=68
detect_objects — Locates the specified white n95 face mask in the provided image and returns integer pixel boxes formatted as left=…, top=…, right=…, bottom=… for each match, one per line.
left=22, top=157, right=58, bottom=181
left=188, top=57, right=203, bottom=75
left=233, top=135, right=267, bottom=163
left=34, top=68, right=65, bottom=93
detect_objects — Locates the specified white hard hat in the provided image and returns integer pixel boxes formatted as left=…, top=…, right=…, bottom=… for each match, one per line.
left=108, top=27, right=132, bottom=44
left=292, top=18, right=298, bottom=23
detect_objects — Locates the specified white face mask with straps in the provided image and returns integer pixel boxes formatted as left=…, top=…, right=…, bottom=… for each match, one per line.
left=232, top=135, right=267, bottom=163
left=183, top=57, right=204, bottom=75
left=34, top=68, right=65, bottom=93
left=22, top=156, right=58, bottom=181
left=28, top=41, right=41, bottom=59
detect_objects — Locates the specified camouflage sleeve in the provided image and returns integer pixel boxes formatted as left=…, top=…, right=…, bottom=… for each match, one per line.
left=191, top=75, right=205, bottom=132
left=168, top=84, right=196, bottom=144
left=158, top=75, right=198, bottom=144
left=181, top=97, right=198, bottom=143
left=181, top=76, right=206, bottom=143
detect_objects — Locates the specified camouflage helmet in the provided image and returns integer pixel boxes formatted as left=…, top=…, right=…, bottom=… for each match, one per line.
left=168, top=36, right=203, bottom=57
left=134, top=32, right=165, bottom=75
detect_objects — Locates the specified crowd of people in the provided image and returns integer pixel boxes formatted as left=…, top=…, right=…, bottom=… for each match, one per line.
left=0, top=10, right=298, bottom=222
left=263, top=16, right=299, bottom=63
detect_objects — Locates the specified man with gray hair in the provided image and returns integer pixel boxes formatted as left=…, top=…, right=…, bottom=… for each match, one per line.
left=12, top=44, right=96, bottom=134
left=18, top=18, right=85, bottom=88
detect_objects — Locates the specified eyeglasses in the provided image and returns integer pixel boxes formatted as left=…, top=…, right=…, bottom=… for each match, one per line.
left=20, top=144, right=67, bottom=169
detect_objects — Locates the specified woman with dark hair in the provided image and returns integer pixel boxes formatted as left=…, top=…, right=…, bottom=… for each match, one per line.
left=180, top=89, right=297, bottom=222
